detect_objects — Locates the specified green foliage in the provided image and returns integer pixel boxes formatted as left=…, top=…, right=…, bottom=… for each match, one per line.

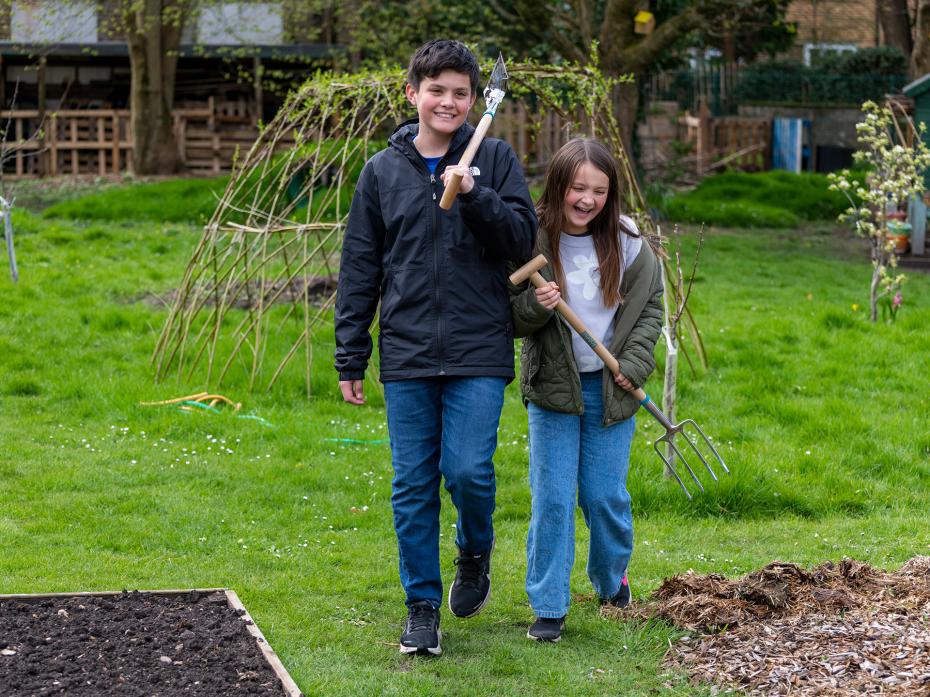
left=811, top=46, right=908, bottom=76
left=734, top=56, right=908, bottom=106
left=42, top=177, right=230, bottom=224
left=663, top=170, right=861, bottom=227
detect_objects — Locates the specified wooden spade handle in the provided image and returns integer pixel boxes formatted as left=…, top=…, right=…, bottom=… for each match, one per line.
left=439, top=112, right=494, bottom=210
left=510, top=254, right=648, bottom=403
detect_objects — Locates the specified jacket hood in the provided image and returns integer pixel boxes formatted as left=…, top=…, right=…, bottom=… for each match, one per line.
left=389, top=119, right=476, bottom=165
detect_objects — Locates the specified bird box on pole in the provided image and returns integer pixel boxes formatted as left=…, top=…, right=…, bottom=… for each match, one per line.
left=634, top=10, right=655, bottom=35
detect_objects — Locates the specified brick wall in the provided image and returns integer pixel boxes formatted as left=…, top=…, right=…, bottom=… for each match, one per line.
left=787, top=0, right=879, bottom=49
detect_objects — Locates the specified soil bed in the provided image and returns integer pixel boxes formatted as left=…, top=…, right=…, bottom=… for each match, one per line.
left=616, top=556, right=930, bottom=695
left=0, top=590, right=297, bottom=696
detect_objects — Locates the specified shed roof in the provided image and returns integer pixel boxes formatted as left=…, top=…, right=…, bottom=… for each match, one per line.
left=904, top=72, right=930, bottom=98
left=0, top=41, right=335, bottom=60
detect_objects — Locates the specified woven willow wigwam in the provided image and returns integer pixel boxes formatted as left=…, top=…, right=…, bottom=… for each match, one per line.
left=152, top=63, right=648, bottom=395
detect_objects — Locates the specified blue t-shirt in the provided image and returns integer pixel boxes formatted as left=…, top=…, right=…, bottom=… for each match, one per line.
left=413, top=136, right=442, bottom=173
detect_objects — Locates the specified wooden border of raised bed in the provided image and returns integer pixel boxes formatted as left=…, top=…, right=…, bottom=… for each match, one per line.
left=0, top=588, right=303, bottom=697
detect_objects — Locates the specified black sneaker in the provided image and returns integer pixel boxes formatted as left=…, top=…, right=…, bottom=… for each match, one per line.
left=399, top=601, right=441, bottom=656
left=527, top=616, right=565, bottom=642
left=448, top=546, right=492, bottom=618
left=603, top=574, right=631, bottom=609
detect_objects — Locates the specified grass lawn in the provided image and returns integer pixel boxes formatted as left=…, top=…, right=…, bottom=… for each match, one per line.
left=2, top=195, right=930, bottom=695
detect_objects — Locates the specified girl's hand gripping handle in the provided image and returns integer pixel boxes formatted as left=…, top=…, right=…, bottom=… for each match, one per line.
left=509, top=254, right=652, bottom=405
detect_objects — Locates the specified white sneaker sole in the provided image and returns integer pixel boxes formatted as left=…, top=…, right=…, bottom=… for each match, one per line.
left=526, top=630, right=561, bottom=642
left=399, top=629, right=442, bottom=656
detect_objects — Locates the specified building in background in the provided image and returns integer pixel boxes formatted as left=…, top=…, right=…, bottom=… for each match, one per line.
left=0, top=0, right=334, bottom=116
left=787, top=0, right=882, bottom=65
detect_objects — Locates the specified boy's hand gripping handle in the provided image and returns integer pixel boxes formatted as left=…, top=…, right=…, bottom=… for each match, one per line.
left=439, top=113, right=494, bottom=210
left=509, top=254, right=649, bottom=404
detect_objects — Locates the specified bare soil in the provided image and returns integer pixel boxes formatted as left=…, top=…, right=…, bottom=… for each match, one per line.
left=0, top=591, right=290, bottom=696
left=615, top=557, right=930, bottom=695
left=135, top=275, right=336, bottom=311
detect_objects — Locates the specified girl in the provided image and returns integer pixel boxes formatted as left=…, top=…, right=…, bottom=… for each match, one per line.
left=510, top=138, right=664, bottom=642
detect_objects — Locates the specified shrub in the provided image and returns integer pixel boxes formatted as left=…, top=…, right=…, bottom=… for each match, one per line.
left=662, top=170, right=862, bottom=227
left=734, top=52, right=907, bottom=105
left=806, top=47, right=906, bottom=76
left=43, top=177, right=229, bottom=223
left=664, top=197, right=799, bottom=228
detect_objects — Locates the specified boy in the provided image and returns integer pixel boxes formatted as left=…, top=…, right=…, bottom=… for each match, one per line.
left=334, top=39, right=536, bottom=656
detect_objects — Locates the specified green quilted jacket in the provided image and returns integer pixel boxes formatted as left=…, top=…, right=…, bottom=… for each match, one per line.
left=509, top=232, right=664, bottom=425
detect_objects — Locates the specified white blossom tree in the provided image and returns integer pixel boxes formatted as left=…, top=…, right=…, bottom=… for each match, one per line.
left=829, top=101, right=930, bottom=323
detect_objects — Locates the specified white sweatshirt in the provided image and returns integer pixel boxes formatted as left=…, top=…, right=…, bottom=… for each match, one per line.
left=558, top=217, right=643, bottom=372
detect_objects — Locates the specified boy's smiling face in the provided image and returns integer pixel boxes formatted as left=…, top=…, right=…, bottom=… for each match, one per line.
left=405, top=70, right=476, bottom=144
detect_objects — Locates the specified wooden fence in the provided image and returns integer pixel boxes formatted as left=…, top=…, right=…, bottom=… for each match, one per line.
left=639, top=100, right=770, bottom=182
left=492, top=101, right=587, bottom=177
left=680, top=103, right=771, bottom=174
left=2, top=98, right=624, bottom=180
left=0, top=98, right=272, bottom=178
left=645, top=63, right=744, bottom=117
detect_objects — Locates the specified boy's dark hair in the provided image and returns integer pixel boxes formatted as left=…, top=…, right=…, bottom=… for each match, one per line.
left=407, top=39, right=480, bottom=94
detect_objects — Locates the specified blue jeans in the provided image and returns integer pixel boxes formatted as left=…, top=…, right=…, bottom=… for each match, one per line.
left=384, top=376, right=505, bottom=608
left=526, top=371, right=635, bottom=618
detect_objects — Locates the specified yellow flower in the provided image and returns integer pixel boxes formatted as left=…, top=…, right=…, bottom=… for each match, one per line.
left=852, top=303, right=860, bottom=311
left=806, top=293, right=813, bottom=301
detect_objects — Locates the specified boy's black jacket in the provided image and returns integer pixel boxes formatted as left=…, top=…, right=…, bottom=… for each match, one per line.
left=335, top=119, right=537, bottom=382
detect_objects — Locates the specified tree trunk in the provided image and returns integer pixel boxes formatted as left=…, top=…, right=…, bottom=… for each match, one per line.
left=614, top=80, right=640, bottom=181
left=870, top=257, right=882, bottom=323
left=878, top=0, right=913, bottom=63
left=912, top=0, right=930, bottom=76
left=125, top=0, right=187, bottom=175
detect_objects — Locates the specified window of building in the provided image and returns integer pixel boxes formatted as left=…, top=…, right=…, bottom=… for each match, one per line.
left=803, top=43, right=858, bottom=67
left=11, top=0, right=98, bottom=43
left=198, top=3, right=283, bottom=45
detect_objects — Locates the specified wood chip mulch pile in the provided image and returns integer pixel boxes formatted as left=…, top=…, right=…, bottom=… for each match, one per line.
left=608, top=557, right=930, bottom=695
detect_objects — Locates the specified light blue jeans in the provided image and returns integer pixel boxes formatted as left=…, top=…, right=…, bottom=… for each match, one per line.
left=526, top=371, right=635, bottom=618
left=384, top=376, right=505, bottom=608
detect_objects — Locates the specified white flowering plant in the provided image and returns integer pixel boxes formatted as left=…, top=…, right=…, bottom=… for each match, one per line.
left=828, top=100, right=930, bottom=323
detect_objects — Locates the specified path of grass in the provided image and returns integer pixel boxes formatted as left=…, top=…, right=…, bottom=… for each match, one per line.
left=1, top=207, right=929, bottom=695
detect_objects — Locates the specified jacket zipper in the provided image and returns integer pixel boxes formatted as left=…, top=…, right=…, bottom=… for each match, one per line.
left=430, top=172, right=446, bottom=376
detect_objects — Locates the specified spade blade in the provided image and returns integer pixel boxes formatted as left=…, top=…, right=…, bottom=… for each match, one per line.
left=483, top=53, right=509, bottom=114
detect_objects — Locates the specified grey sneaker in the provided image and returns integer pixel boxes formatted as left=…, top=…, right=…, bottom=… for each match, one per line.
left=448, top=546, right=492, bottom=618
left=527, top=616, right=565, bottom=642
left=399, top=601, right=441, bottom=656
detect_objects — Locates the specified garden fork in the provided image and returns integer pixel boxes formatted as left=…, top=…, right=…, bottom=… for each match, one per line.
left=510, top=255, right=729, bottom=499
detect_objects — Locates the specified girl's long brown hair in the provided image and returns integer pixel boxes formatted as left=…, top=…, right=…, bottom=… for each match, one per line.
left=536, top=138, right=633, bottom=308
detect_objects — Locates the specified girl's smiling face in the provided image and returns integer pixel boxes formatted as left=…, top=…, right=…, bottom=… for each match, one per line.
left=562, top=161, right=610, bottom=234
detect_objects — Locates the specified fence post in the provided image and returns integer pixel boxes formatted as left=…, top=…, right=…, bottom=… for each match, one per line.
left=37, top=57, right=47, bottom=176
left=97, top=116, right=106, bottom=176
left=14, top=117, right=23, bottom=176
left=111, top=113, right=120, bottom=173
left=70, top=116, right=78, bottom=175
left=698, top=100, right=712, bottom=174
left=49, top=114, right=58, bottom=176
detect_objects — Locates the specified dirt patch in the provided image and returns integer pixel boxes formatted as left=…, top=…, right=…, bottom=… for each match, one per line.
left=136, top=275, right=337, bottom=310
left=614, top=557, right=930, bottom=695
left=0, top=591, right=291, bottom=696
